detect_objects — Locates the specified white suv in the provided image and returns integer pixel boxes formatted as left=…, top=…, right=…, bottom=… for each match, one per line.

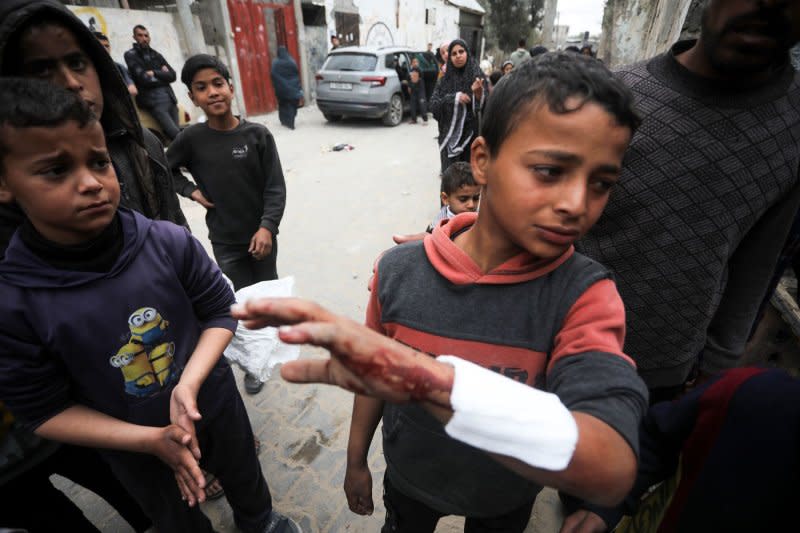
left=315, top=45, right=437, bottom=126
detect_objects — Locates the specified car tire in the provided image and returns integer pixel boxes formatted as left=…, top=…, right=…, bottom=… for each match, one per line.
left=382, top=93, right=403, bottom=127
left=323, top=113, right=343, bottom=122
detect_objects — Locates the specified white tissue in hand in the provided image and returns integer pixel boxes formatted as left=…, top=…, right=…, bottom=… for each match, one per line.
left=223, top=276, right=300, bottom=381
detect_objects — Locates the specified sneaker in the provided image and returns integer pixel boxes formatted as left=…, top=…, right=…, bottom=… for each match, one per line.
left=244, top=372, right=264, bottom=394
left=408, top=119, right=417, bottom=124
left=263, top=511, right=302, bottom=533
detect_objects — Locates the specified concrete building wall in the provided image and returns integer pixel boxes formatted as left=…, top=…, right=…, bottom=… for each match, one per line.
left=67, top=6, right=195, bottom=115
left=598, top=0, right=694, bottom=67
left=320, top=0, right=461, bottom=50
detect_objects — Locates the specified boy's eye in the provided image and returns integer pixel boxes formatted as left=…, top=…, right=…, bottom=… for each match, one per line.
left=39, top=165, right=67, bottom=179
left=67, top=56, right=87, bottom=71
left=457, top=196, right=470, bottom=202
left=533, top=166, right=562, bottom=179
left=92, top=158, right=112, bottom=170
left=590, top=178, right=617, bottom=193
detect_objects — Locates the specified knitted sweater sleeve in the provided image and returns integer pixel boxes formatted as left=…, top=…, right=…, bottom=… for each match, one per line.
left=702, top=180, right=800, bottom=374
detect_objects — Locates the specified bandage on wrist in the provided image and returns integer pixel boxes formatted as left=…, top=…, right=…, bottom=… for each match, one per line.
left=438, top=355, right=578, bottom=471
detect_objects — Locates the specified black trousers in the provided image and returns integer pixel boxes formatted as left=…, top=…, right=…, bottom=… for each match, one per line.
left=212, top=238, right=278, bottom=291
left=381, top=477, right=534, bottom=533
left=409, top=88, right=428, bottom=122
left=102, top=370, right=273, bottom=532
left=0, top=443, right=152, bottom=533
left=147, top=101, right=181, bottom=140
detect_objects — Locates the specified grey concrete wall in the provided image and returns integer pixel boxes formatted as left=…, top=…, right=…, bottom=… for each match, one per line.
left=598, top=0, right=695, bottom=67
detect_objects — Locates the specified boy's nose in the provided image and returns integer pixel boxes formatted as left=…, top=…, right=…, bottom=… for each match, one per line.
left=554, top=179, right=588, bottom=217
left=77, top=171, right=104, bottom=192
left=59, top=66, right=83, bottom=93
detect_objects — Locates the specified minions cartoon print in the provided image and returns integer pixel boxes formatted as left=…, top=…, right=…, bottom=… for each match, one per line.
left=111, top=307, right=178, bottom=398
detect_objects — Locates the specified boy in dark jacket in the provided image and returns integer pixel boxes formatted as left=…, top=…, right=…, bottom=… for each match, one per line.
left=0, top=79, right=299, bottom=533
left=168, top=54, right=287, bottom=395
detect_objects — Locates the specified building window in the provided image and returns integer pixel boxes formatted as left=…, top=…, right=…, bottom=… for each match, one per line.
left=425, top=8, right=436, bottom=25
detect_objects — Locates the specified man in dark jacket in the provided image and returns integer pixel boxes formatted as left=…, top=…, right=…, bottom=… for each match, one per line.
left=0, top=0, right=187, bottom=258
left=124, top=24, right=181, bottom=140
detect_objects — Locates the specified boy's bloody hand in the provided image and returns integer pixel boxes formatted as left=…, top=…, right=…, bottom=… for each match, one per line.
left=149, top=425, right=207, bottom=507
left=230, top=298, right=455, bottom=407
left=249, top=228, right=273, bottom=260
left=344, top=462, right=374, bottom=515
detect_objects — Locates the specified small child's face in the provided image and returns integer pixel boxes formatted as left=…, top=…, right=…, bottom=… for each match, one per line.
left=189, top=68, right=234, bottom=118
left=0, top=120, right=120, bottom=245
left=503, top=63, right=513, bottom=75
left=411, top=58, right=419, bottom=68
left=471, top=100, right=631, bottom=261
left=442, top=184, right=481, bottom=215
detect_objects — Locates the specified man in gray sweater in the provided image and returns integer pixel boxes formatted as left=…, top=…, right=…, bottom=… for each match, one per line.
left=577, top=0, right=800, bottom=402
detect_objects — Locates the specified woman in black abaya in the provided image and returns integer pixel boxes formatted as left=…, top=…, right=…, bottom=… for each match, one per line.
left=429, top=39, right=487, bottom=173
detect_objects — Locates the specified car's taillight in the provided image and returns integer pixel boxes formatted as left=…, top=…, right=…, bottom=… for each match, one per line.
left=361, top=76, right=386, bottom=87
left=315, top=73, right=324, bottom=82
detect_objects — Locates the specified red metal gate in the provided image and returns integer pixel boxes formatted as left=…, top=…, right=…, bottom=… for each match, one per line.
left=227, top=0, right=300, bottom=115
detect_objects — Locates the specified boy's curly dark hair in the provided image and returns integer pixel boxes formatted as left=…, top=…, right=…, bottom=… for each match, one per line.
left=181, top=54, right=231, bottom=90
left=441, top=162, right=476, bottom=195
left=481, top=52, right=640, bottom=155
left=0, top=78, right=94, bottom=171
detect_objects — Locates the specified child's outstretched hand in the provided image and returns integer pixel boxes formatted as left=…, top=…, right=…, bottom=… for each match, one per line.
left=231, top=298, right=454, bottom=407
left=344, top=462, right=374, bottom=515
left=170, top=384, right=202, bottom=461
left=148, top=424, right=207, bottom=507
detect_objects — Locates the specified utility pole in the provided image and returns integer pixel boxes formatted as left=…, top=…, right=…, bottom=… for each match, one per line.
left=540, top=0, right=558, bottom=48
left=292, top=0, right=312, bottom=103
left=176, top=0, right=206, bottom=56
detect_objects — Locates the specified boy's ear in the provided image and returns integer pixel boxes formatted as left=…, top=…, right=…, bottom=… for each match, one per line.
left=440, top=191, right=449, bottom=206
left=470, top=136, right=490, bottom=187
left=187, top=90, right=199, bottom=107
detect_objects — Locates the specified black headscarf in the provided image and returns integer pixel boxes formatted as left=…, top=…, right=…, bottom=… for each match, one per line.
left=438, top=39, right=485, bottom=96
left=430, top=39, right=486, bottom=158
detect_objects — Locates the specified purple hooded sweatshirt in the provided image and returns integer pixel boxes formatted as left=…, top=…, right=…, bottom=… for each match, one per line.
left=0, top=209, right=236, bottom=430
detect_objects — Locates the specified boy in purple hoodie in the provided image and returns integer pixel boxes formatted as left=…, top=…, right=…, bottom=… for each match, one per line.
left=0, top=78, right=300, bottom=533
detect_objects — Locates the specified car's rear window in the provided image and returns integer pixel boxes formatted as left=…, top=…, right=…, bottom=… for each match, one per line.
left=324, top=53, right=377, bottom=71
left=409, top=52, right=437, bottom=72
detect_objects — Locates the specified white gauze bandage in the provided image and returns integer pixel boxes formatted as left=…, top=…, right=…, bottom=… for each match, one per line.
left=439, top=355, right=578, bottom=471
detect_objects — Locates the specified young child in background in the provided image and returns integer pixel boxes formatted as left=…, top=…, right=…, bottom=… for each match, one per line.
left=343, top=53, right=647, bottom=532
left=168, top=54, right=287, bottom=395
left=426, top=162, right=480, bottom=232
left=408, top=57, right=428, bottom=125
left=0, top=78, right=299, bottom=533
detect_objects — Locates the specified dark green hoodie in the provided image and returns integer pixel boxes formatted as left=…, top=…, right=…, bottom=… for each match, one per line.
left=0, top=0, right=187, bottom=256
